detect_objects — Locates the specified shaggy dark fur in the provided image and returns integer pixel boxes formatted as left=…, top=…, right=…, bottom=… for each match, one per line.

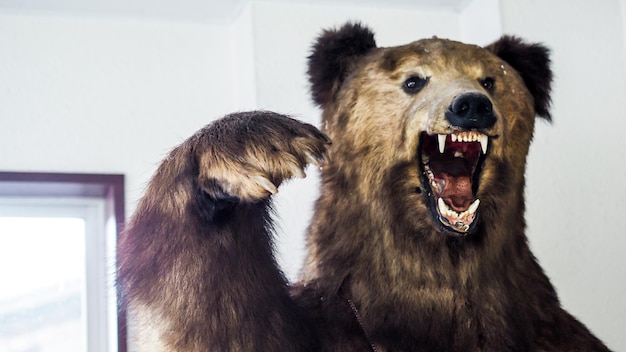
left=118, top=23, right=611, bottom=351
left=308, top=22, right=376, bottom=107
left=486, top=35, right=553, bottom=120
left=118, top=112, right=327, bottom=351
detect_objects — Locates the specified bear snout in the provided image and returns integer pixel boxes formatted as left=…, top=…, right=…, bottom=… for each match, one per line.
left=445, top=93, right=497, bottom=130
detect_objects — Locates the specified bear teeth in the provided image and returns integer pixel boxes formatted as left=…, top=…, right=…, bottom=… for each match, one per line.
left=437, top=134, right=447, bottom=153
left=437, top=132, right=489, bottom=154
left=437, top=197, right=480, bottom=232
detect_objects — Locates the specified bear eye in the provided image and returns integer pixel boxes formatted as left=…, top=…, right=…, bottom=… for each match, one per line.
left=403, top=76, right=429, bottom=94
left=480, top=77, right=495, bottom=93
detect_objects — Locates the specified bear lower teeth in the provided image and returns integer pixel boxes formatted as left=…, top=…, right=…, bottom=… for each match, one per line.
left=437, top=197, right=480, bottom=232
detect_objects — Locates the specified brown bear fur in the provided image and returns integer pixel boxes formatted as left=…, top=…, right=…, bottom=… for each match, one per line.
left=118, top=23, right=611, bottom=351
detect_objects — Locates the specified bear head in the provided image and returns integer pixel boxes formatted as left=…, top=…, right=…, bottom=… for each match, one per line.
left=307, top=23, right=552, bottom=239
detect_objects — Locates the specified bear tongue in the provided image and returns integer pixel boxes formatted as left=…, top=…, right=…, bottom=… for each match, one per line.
left=438, top=172, right=474, bottom=212
left=429, top=156, right=474, bottom=211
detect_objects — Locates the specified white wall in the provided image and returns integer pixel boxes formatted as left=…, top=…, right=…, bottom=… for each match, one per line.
left=0, top=14, right=236, bottom=210
left=0, top=0, right=624, bottom=349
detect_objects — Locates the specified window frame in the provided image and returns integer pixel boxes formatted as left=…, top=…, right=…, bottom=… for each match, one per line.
left=0, top=171, right=126, bottom=352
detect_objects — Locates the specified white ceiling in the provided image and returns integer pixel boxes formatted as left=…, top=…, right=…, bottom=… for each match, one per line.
left=0, top=0, right=472, bottom=23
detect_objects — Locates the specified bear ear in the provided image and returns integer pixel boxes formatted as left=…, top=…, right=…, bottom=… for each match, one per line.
left=486, top=36, right=553, bottom=121
left=308, top=22, right=377, bottom=107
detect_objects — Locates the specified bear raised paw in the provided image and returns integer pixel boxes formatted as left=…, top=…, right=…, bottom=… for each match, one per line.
left=118, top=23, right=612, bottom=351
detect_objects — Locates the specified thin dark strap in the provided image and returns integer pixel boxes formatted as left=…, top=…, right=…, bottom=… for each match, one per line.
left=345, top=297, right=380, bottom=352
left=337, top=276, right=380, bottom=352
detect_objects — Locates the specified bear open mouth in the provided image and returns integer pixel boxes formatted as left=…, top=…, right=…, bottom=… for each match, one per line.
left=419, top=132, right=488, bottom=235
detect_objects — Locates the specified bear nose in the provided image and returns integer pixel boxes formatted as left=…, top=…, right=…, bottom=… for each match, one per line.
left=445, top=93, right=496, bottom=130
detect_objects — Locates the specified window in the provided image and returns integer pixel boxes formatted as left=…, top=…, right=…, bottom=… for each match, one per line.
left=0, top=172, right=126, bottom=352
